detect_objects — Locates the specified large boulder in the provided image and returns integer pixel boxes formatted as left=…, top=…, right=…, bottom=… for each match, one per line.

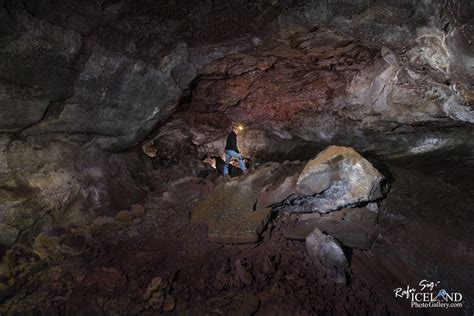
left=191, top=163, right=286, bottom=243
left=191, top=183, right=271, bottom=244
left=296, top=145, right=383, bottom=197
left=256, top=175, right=299, bottom=211
left=272, top=146, right=384, bottom=213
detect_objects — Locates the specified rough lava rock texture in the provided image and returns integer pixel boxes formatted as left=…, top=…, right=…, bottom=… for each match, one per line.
left=153, top=0, right=474, bottom=162
left=191, top=162, right=286, bottom=243
left=0, top=0, right=473, bottom=249
left=305, top=227, right=348, bottom=278
left=0, top=138, right=151, bottom=247
left=261, top=146, right=384, bottom=213
left=297, top=146, right=382, bottom=196
left=305, top=227, right=348, bottom=285
left=0, top=0, right=284, bottom=247
left=285, top=204, right=380, bottom=250
left=192, top=147, right=383, bottom=242
left=296, top=145, right=383, bottom=207
left=1, top=1, right=474, bottom=313
left=26, top=44, right=183, bottom=150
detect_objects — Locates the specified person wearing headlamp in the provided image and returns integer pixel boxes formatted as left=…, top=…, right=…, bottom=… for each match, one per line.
left=223, top=124, right=247, bottom=176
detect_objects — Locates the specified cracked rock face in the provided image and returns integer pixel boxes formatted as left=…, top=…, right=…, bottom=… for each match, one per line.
left=25, top=44, right=183, bottom=149
left=0, top=0, right=275, bottom=247
left=0, top=11, right=82, bottom=133
left=153, top=1, right=474, bottom=161
left=267, top=146, right=383, bottom=213
left=0, top=1, right=473, bottom=313
left=296, top=146, right=383, bottom=200
left=0, top=138, right=152, bottom=246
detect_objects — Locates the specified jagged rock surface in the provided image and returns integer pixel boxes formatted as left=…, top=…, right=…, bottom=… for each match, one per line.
left=1, top=0, right=474, bottom=313
left=285, top=204, right=380, bottom=250
left=306, top=227, right=348, bottom=270
left=191, top=146, right=383, bottom=243
left=153, top=1, right=474, bottom=161
left=0, top=0, right=473, bottom=263
left=259, top=146, right=384, bottom=213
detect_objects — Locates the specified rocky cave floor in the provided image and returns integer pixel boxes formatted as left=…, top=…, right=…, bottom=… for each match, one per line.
left=1, top=152, right=473, bottom=315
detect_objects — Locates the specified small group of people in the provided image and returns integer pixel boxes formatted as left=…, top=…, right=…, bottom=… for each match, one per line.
left=200, top=124, right=248, bottom=177
left=223, top=124, right=247, bottom=176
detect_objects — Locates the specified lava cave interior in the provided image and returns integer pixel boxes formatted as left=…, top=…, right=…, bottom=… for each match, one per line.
left=0, top=0, right=473, bottom=314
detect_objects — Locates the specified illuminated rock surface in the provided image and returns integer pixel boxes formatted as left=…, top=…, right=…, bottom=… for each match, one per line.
left=192, top=184, right=271, bottom=244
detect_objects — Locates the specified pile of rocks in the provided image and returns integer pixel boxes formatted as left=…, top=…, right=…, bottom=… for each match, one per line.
left=191, top=145, right=385, bottom=282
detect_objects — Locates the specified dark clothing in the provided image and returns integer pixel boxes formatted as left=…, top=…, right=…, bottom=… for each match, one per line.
left=225, top=131, right=239, bottom=153
left=215, top=156, right=226, bottom=175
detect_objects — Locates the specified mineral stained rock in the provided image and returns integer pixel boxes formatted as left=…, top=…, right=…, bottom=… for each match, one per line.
left=191, top=163, right=286, bottom=243
left=270, top=146, right=384, bottom=213
left=192, top=184, right=271, bottom=244
left=153, top=14, right=474, bottom=162
left=299, top=145, right=382, bottom=196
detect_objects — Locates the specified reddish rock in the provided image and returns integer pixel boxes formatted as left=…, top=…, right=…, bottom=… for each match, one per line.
left=170, top=177, right=205, bottom=203
left=130, top=204, right=146, bottom=217
left=116, top=210, right=135, bottom=222
left=82, top=267, right=126, bottom=292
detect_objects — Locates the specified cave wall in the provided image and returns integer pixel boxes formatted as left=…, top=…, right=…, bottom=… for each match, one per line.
left=0, top=0, right=473, bottom=247
left=0, top=0, right=294, bottom=247
left=153, top=0, right=474, bottom=161
left=0, top=137, right=151, bottom=246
